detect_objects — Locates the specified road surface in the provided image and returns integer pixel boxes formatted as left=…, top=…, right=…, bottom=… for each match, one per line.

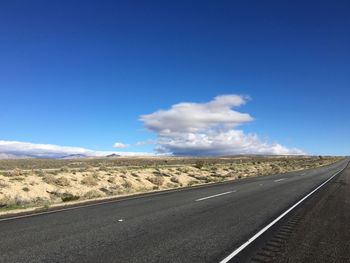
left=240, top=158, right=350, bottom=263
left=0, top=159, right=348, bottom=263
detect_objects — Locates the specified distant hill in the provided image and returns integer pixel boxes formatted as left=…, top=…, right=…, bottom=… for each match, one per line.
left=59, top=154, right=89, bottom=159
left=106, top=153, right=120, bottom=158
left=0, top=152, right=125, bottom=160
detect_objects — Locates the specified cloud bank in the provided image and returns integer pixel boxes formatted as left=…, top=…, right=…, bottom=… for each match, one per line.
left=0, top=95, right=304, bottom=159
left=0, top=140, right=151, bottom=159
left=140, top=95, right=304, bottom=156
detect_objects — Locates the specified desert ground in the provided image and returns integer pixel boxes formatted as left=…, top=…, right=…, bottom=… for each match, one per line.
left=0, top=156, right=341, bottom=213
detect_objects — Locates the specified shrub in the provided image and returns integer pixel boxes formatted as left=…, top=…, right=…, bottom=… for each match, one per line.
left=187, top=173, right=197, bottom=179
left=98, top=165, right=108, bottom=171
left=187, top=180, right=198, bottom=186
left=60, top=166, right=69, bottom=173
left=146, top=176, right=164, bottom=186
left=179, top=167, right=189, bottom=173
left=48, top=170, right=59, bottom=175
left=166, top=182, right=177, bottom=188
left=99, top=187, right=113, bottom=195
left=42, top=174, right=56, bottom=184
left=55, top=177, right=70, bottom=187
left=1, top=195, right=31, bottom=207
left=22, top=187, right=30, bottom=192
left=223, top=172, right=234, bottom=178
left=204, top=177, right=217, bottom=183
left=170, top=176, right=179, bottom=184
left=5, top=168, right=23, bottom=177
left=119, top=169, right=127, bottom=175
left=9, top=177, right=24, bottom=181
left=61, top=193, right=80, bottom=202
left=35, top=169, right=46, bottom=177
left=122, top=180, right=132, bottom=189
left=0, top=180, right=9, bottom=188
left=210, top=166, right=218, bottom=172
left=131, top=172, right=139, bottom=178
left=15, top=195, right=31, bottom=206
left=43, top=175, right=70, bottom=186
left=83, top=190, right=102, bottom=199
left=107, top=177, right=116, bottom=183
left=81, top=175, right=98, bottom=186
left=194, top=175, right=207, bottom=181
left=153, top=169, right=160, bottom=175
left=0, top=195, right=11, bottom=207
left=92, top=170, right=99, bottom=178
left=194, top=160, right=205, bottom=169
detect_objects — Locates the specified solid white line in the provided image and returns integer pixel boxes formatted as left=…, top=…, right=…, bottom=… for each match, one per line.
left=219, top=163, right=348, bottom=263
left=274, top=178, right=286, bottom=182
left=195, top=191, right=235, bottom=202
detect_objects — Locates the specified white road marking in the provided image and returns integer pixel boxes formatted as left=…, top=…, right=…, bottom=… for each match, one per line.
left=274, top=178, right=286, bottom=182
left=0, top=178, right=243, bottom=222
left=195, top=191, right=235, bottom=202
left=219, top=163, right=348, bottom=263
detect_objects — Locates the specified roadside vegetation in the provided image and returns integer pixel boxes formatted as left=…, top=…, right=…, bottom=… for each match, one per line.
left=0, top=156, right=341, bottom=212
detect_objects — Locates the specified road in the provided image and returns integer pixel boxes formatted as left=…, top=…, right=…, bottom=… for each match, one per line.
left=0, top=159, right=348, bottom=263
left=242, top=158, right=350, bottom=263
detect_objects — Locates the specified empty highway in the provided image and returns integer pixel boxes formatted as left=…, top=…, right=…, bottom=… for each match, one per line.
left=0, top=159, right=348, bottom=263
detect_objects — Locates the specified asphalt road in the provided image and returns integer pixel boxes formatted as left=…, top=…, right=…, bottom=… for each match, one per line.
left=246, top=159, right=350, bottom=263
left=0, top=159, right=348, bottom=263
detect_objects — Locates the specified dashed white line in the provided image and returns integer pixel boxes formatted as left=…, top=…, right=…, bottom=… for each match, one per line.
left=195, top=191, right=235, bottom=202
left=274, top=178, right=286, bottom=182
left=219, top=163, right=348, bottom=263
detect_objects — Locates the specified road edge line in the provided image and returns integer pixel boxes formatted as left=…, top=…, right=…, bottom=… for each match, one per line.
left=219, top=160, right=349, bottom=263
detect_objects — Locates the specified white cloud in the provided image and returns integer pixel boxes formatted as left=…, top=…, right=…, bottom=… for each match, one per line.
left=140, top=94, right=253, bottom=136
left=0, top=140, right=152, bottom=158
left=113, top=142, right=129, bottom=149
left=140, top=95, right=305, bottom=156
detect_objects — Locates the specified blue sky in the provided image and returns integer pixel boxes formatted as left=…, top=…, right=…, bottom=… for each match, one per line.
left=0, top=0, right=349, bottom=156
